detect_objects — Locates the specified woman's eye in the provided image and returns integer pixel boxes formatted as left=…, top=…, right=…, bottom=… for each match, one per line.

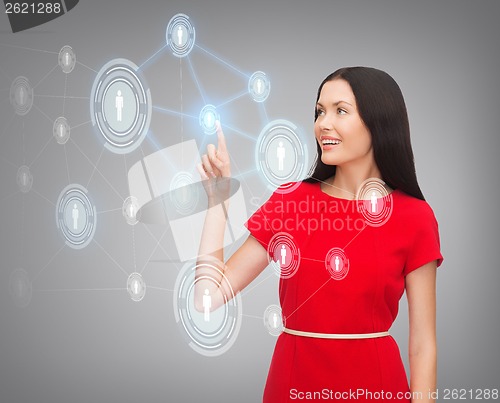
left=337, top=108, right=347, bottom=115
left=316, top=109, right=325, bottom=116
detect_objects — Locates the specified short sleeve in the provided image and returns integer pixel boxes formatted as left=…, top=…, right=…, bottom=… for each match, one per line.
left=244, top=189, right=286, bottom=251
left=403, top=202, right=444, bottom=276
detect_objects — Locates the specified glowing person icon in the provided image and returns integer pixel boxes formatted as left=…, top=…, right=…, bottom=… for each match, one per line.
left=133, top=279, right=140, bottom=295
left=280, top=244, right=287, bottom=265
left=128, top=202, right=135, bottom=219
left=21, top=172, right=27, bottom=186
left=18, top=86, right=25, bottom=106
left=115, top=90, right=124, bottom=122
left=370, top=191, right=378, bottom=213
left=177, top=25, right=184, bottom=46
left=57, top=122, right=66, bottom=140
left=272, top=312, right=279, bottom=328
left=72, top=203, right=79, bottom=231
left=256, top=78, right=263, bottom=94
left=334, top=255, right=340, bottom=272
left=277, top=141, right=286, bottom=171
left=205, top=112, right=214, bottom=129
left=203, top=289, right=212, bottom=322
left=65, top=51, right=70, bottom=66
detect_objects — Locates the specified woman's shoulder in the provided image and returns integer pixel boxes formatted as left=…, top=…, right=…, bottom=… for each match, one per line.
left=392, top=189, right=438, bottom=222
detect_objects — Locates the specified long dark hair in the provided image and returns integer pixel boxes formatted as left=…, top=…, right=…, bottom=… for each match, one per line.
left=304, top=67, right=425, bottom=200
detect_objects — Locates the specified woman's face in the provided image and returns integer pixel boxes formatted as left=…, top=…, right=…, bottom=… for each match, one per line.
left=314, top=79, right=374, bottom=168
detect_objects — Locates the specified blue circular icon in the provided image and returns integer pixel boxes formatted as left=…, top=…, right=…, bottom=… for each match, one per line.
left=53, top=116, right=70, bottom=144
left=10, top=76, right=33, bottom=116
left=90, top=59, right=152, bottom=154
left=174, top=261, right=242, bottom=357
left=56, top=184, right=96, bottom=249
left=166, top=14, right=196, bottom=58
left=199, top=104, right=219, bottom=135
left=16, top=165, right=33, bottom=193
left=58, top=45, right=76, bottom=74
left=256, top=119, right=308, bottom=193
left=248, top=71, right=271, bottom=102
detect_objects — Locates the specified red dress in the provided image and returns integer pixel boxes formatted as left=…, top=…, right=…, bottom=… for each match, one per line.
left=245, top=181, right=443, bottom=402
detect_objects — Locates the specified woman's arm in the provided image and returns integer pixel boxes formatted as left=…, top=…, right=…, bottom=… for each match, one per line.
left=405, top=260, right=438, bottom=403
left=194, top=122, right=269, bottom=312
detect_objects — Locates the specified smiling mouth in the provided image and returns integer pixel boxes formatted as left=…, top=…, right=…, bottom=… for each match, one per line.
left=321, top=139, right=342, bottom=146
left=320, top=136, right=343, bottom=150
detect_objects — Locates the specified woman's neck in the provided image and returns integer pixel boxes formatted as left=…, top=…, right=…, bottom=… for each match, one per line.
left=328, top=162, right=382, bottom=199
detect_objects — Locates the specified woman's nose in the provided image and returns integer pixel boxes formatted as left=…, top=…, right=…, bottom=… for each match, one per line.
left=318, top=114, right=334, bottom=131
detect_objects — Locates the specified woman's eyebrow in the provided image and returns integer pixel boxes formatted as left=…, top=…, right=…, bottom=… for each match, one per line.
left=316, top=100, right=353, bottom=107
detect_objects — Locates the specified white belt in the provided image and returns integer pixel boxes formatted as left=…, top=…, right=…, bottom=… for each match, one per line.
left=283, top=327, right=390, bottom=339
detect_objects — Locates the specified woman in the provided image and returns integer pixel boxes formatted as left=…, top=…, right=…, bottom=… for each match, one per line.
left=196, top=67, right=443, bottom=402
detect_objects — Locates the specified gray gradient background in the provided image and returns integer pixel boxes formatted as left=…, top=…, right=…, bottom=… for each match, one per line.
left=0, top=1, right=499, bottom=402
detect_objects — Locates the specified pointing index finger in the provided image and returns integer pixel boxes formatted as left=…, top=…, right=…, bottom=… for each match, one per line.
left=215, top=120, right=227, bottom=152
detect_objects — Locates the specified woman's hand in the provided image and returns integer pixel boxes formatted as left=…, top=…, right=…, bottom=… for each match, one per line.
left=197, top=121, right=231, bottom=179
left=194, top=120, right=270, bottom=309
